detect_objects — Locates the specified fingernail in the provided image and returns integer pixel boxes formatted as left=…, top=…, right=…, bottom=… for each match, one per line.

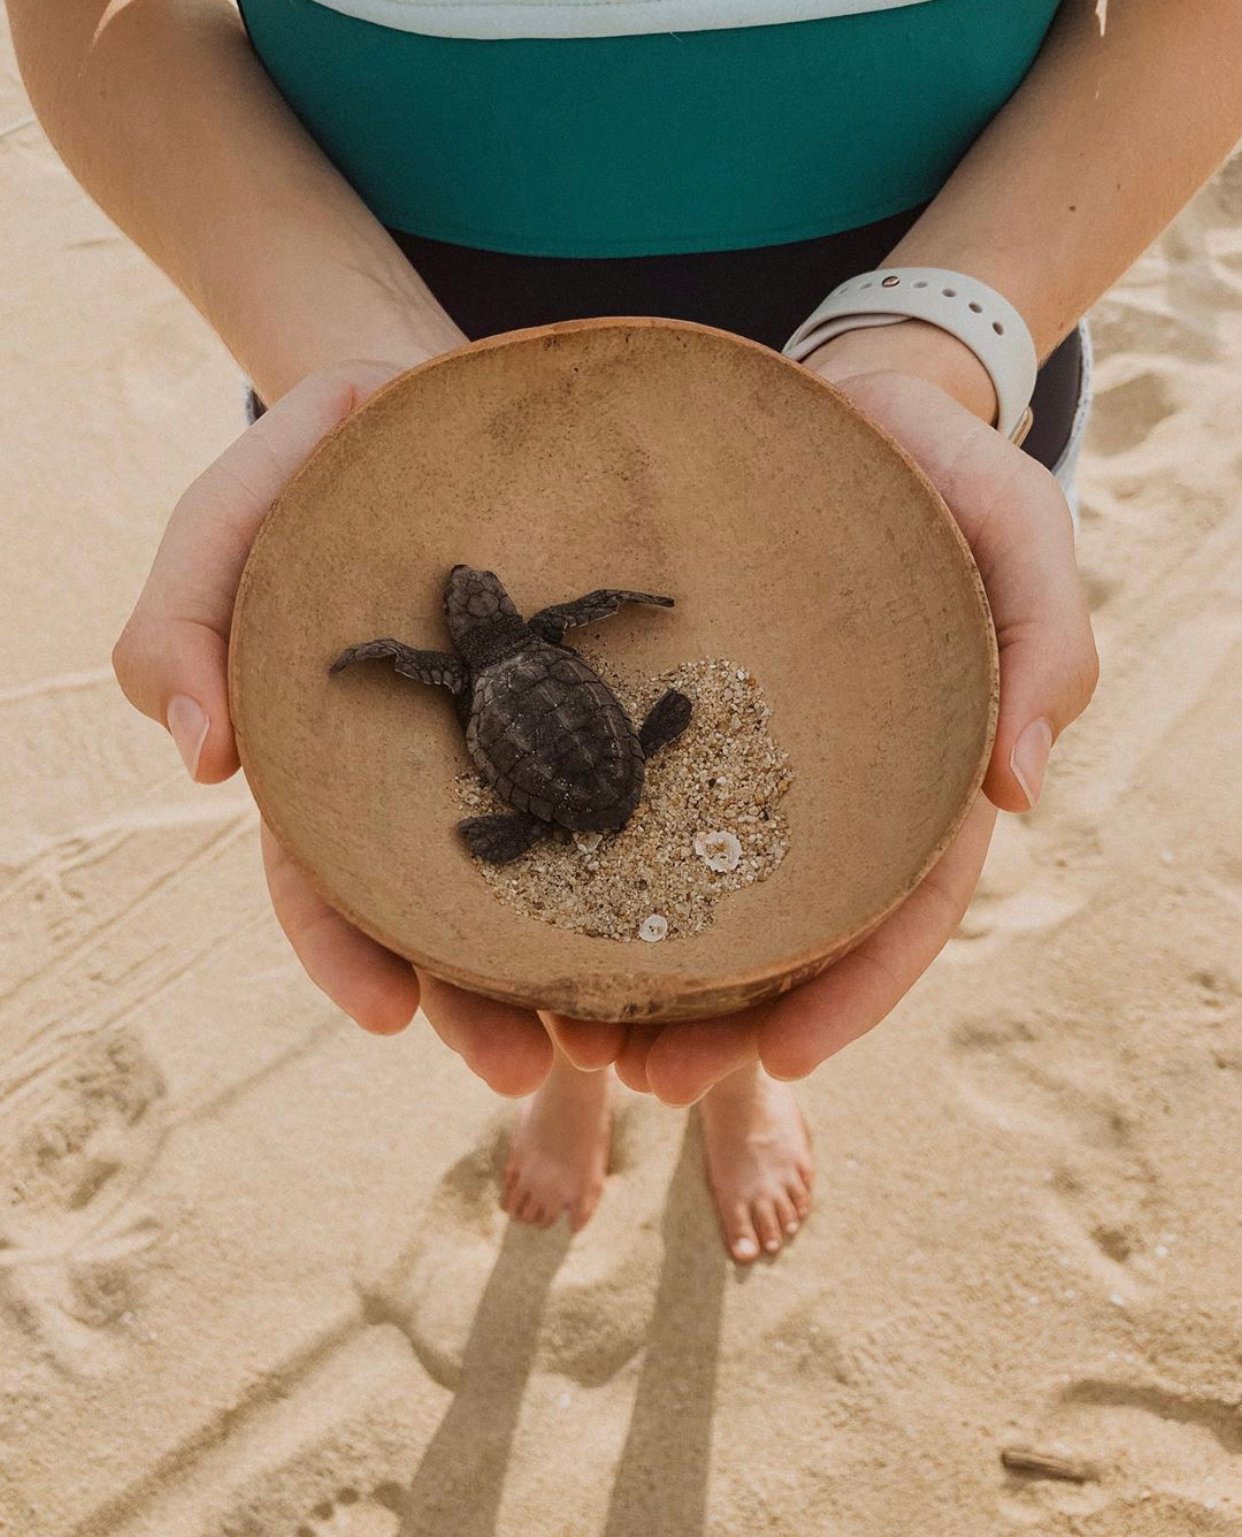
left=733, top=1237, right=759, bottom=1261
left=166, top=695, right=209, bottom=780
left=1010, top=718, right=1054, bottom=809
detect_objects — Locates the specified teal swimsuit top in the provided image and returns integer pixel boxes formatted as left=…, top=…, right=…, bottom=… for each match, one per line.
left=237, top=0, right=1062, bottom=258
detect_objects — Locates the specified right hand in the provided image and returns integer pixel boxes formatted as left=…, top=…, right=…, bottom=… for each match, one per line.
left=112, top=359, right=598, bottom=1096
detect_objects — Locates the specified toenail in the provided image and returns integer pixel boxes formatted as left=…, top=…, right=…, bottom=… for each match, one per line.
left=785, top=1221, right=799, bottom=1235
left=734, top=1237, right=758, bottom=1260
left=764, top=1238, right=781, bottom=1253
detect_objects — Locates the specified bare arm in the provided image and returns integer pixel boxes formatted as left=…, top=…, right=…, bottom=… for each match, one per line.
left=9, top=0, right=467, bottom=403
left=808, top=0, right=1242, bottom=421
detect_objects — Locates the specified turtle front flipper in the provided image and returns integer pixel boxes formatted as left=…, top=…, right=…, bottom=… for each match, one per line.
left=639, top=689, right=692, bottom=757
left=330, top=639, right=466, bottom=693
left=457, top=811, right=547, bottom=865
left=526, top=589, right=675, bottom=647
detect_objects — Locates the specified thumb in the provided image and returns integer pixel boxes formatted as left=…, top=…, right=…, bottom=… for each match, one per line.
left=977, top=473, right=1100, bottom=812
left=111, top=359, right=404, bottom=782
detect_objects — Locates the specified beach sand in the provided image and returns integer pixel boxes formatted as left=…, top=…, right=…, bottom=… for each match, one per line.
left=2, top=16, right=1240, bottom=1534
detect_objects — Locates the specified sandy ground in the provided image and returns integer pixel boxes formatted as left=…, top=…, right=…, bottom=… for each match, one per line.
left=2, top=14, right=1241, bottom=1534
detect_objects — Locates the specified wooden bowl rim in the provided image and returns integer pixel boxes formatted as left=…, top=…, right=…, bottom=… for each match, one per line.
left=229, top=314, right=1000, bottom=1021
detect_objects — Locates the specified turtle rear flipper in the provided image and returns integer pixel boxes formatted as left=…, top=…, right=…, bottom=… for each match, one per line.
left=458, top=812, right=547, bottom=864
left=639, top=689, right=692, bottom=757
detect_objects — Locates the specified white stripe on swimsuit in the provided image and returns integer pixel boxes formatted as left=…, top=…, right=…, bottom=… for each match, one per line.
left=301, top=0, right=932, bottom=41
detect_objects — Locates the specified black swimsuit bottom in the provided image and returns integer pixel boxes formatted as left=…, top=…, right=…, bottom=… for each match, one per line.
left=255, top=199, right=1082, bottom=473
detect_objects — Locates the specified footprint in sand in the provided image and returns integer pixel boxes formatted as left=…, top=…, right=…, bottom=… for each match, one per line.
left=293, top=1485, right=400, bottom=1537
left=1089, top=366, right=1180, bottom=459
left=360, top=1094, right=677, bottom=1392
left=0, top=1027, right=166, bottom=1370
left=1079, top=564, right=1125, bottom=615
left=999, top=1370, right=1242, bottom=1531
left=953, top=815, right=1092, bottom=949
left=1089, top=295, right=1217, bottom=371
left=1000, top=1484, right=1236, bottom=1535
left=948, top=1013, right=1171, bottom=1298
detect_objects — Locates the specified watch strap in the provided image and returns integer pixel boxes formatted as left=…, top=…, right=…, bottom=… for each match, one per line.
left=780, top=267, right=1038, bottom=444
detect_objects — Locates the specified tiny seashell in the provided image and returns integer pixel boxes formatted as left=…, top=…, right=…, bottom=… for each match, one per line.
left=638, top=914, right=668, bottom=943
left=573, top=831, right=603, bottom=854
left=694, top=830, right=743, bottom=873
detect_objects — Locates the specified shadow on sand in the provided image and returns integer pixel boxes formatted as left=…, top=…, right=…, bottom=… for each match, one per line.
left=389, top=1118, right=727, bottom=1537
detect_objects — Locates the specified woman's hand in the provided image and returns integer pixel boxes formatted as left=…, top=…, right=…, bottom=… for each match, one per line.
left=112, top=339, right=1097, bottom=1108
left=547, top=360, right=1100, bottom=1105
left=111, top=359, right=562, bottom=1097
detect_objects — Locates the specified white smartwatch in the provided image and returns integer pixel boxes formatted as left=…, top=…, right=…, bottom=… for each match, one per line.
left=780, top=266, right=1038, bottom=446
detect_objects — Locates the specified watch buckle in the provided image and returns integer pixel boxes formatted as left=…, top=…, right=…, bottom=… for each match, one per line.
left=1010, top=405, right=1035, bottom=448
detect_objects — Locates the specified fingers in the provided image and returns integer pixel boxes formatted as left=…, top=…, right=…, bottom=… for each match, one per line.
left=261, top=820, right=419, bottom=1034
left=262, top=820, right=554, bottom=1093
left=539, top=1013, right=627, bottom=1072
left=111, top=359, right=403, bottom=784
left=613, top=1024, right=661, bottom=1093
left=643, top=1013, right=760, bottom=1108
left=832, top=372, right=1099, bottom=813
left=420, top=973, right=553, bottom=1098
left=611, top=1012, right=759, bottom=1105
left=757, top=795, right=998, bottom=1082
left=627, top=783, right=995, bottom=1100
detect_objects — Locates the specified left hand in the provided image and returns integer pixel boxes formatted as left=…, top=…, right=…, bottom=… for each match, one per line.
left=547, top=344, right=1099, bottom=1105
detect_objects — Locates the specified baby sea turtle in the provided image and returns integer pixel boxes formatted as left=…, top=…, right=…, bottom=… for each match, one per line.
left=330, top=565, right=692, bottom=864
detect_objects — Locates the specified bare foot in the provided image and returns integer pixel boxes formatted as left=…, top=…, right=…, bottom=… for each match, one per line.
left=699, top=1063, right=813, bottom=1262
left=502, top=1046, right=612, bottom=1233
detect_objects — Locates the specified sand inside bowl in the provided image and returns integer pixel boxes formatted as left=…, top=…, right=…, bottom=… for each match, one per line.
left=450, top=651, right=794, bottom=941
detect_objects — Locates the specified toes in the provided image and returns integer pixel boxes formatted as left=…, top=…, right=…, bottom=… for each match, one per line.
left=773, top=1190, right=800, bottom=1238
left=571, top=1182, right=604, bottom=1233
left=752, top=1199, right=785, bottom=1255
left=503, top=1184, right=582, bottom=1232
left=724, top=1205, right=760, bottom=1264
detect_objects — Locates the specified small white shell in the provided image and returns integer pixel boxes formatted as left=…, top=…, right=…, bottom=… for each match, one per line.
left=638, top=914, right=669, bottom=943
left=694, top=830, right=743, bottom=873
left=573, top=831, right=603, bottom=854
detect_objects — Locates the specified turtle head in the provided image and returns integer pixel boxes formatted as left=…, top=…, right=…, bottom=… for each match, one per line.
left=444, top=565, right=523, bottom=665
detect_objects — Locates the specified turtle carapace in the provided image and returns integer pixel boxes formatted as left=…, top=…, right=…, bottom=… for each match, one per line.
left=330, top=566, right=692, bottom=864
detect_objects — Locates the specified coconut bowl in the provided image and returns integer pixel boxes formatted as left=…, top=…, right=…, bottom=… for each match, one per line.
left=228, top=317, right=998, bottom=1023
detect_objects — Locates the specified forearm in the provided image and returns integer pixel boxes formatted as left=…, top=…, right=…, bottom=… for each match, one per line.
left=809, top=0, right=1242, bottom=419
left=10, top=0, right=467, bottom=402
